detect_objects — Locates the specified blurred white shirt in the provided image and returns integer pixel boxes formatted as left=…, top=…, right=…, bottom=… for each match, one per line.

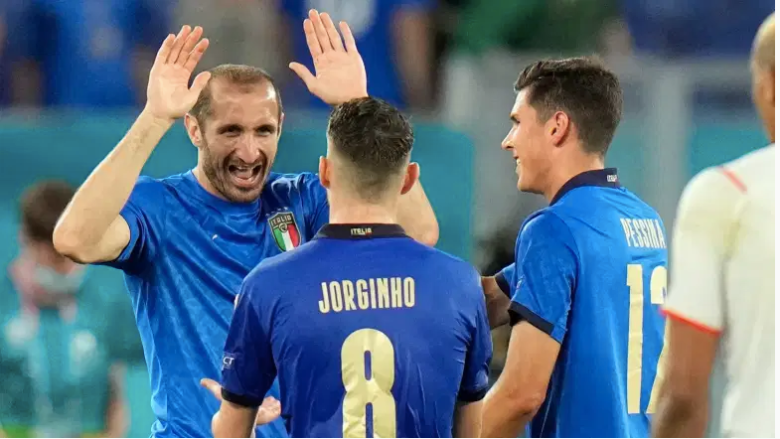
left=665, top=145, right=775, bottom=438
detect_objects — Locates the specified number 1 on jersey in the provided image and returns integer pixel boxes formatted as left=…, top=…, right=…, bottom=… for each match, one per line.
left=341, top=328, right=396, bottom=438
left=627, top=264, right=668, bottom=414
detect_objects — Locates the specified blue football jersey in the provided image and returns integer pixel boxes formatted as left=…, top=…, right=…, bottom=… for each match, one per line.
left=100, top=170, right=328, bottom=438
left=221, top=224, right=492, bottom=438
left=504, top=169, right=667, bottom=437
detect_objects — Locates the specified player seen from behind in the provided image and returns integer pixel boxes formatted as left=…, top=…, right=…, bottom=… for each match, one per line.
left=211, top=97, right=492, bottom=438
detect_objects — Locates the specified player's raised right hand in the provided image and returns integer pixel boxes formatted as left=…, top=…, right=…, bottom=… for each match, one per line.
left=145, top=25, right=211, bottom=122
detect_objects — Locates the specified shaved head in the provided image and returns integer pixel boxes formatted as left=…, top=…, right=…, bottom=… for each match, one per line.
left=751, top=13, right=775, bottom=143
left=752, top=13, right=775, bottom=71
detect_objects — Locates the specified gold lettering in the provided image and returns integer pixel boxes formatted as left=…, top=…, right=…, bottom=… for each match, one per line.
left=356, top=280, right=369, bottom=310
left=319, top=282, right=330, bottom=313
left=369, top=278, right=377, bottom=309
left=377, top=278, right=389, bottom=309
left=403, top=278, right=415, bottom=307
left=632, top=219, right=646, bottom=247
left=391, top=278, right=403, bottom=308
left=329, top=281, right=343, bottom=313
left=655, top=220, right=667, bottom=249
left=620, top=218, right=632, bottom=247
left=342, top=280, right=356, bottom=311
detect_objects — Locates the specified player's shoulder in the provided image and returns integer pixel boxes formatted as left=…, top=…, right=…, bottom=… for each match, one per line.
left=129, top=172, right=191, bottom=202
left=264, top=172, right=322, bottom=194
left=520, top=208, right=573, bottom=241
left=719, top=144, right=774, bottom=190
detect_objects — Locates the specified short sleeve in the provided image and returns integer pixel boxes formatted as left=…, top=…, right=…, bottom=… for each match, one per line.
left=98, top=176, right=166, bottom=275
left=495, top=263, right=515, bottom=298
left=664, top=168, right=741, bottom=333
left=508, top=212, right=577, bottom=344
left=300, top=173, right=329, bottom=236
left=220, top=273, right=276, bottom=408
left=458, top=271, right=493, bottom=402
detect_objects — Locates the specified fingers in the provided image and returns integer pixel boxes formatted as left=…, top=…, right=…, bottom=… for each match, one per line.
left=320, top=13, right=345, bottom=52
left=168, top=26, right=192, bottom=64
left=288, top=62, right=316, bottom=90
left=303, top=19, right=322, bottom=58
left=184, top=38, right=210, bottom=72
left=339, top=21, right=357, bottom=53
left=200, top=378, right=223, bottom=400
left=190, top=71, right=212, bottom=96
left=308, top=9, right=332, bottom=53
left=155, top=34, right=175, bottom=64
left=177, top=26, right=204, bottom=66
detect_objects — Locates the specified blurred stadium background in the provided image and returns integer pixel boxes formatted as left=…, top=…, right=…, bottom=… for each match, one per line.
left=0, top=0, right=773, bottom=437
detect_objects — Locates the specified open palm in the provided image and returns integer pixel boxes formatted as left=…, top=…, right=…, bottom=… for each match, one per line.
left=289, top=10, right=368, bottom=105
left=146, top=25, right=211, bottom=121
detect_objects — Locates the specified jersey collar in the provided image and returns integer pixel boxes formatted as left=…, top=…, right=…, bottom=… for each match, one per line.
left=550, top=168, right=620, bottom=205
left=315, top=224, right=408, bottom=240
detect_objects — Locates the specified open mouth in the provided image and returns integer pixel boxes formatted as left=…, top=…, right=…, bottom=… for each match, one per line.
left=227, top=164, right=264, bottom=189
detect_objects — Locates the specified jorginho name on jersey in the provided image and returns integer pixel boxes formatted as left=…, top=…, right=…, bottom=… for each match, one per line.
left=501, top=169, right=668, bottom=438
left=221, top=224, right=492, bottom=438
left=101, top=170, right=328, bottom=438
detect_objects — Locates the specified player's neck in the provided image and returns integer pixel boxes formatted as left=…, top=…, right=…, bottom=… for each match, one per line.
left=544, top=155, right=605, bottom=203
left=328, top=196, right=398, bottom=225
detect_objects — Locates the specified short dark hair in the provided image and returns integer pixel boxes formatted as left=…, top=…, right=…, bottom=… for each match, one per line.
left=327, top=97, right=414, bottom=202
left=20, top=180, right=76, bottom=245
left=190, top=64, right=283, bottom=126
left=515, top=57, right=623, bottom=156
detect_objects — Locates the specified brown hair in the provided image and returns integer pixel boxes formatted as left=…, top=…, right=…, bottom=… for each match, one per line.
left=190, top=64, right=283, bottom=125
left=515, top=57, right=623, bottom=156
left=20, top=180, right=76, bottom=244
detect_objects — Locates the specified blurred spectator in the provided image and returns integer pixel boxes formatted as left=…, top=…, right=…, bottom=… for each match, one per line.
left=174, top=0, right=285, bottom=80
left=452, top=0, right=623, bottom=56
left=280, top=0, right=435, bottom=110
left=0, top=181, right=128, bottom=437
left=3, top=0, right=171, bottom=109
left=624, top=0, right=775, bottom=57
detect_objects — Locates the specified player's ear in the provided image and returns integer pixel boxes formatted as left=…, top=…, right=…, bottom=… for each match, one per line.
left=184, top=114, right=203, bottom=148
left=278, top=112, right=285, bottom=138
left=318, top=156, right=332, bottom=189
left=549, top=111, right=570, bottom=146
left=400, top=162, right=419, bottom=195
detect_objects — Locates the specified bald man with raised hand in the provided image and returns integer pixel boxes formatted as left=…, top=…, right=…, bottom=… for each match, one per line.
left=652, top=13, right=775, bottom=438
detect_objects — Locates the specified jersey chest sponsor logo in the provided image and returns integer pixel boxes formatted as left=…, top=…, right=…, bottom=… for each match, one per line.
left=268, top=212, right=301, bottom=252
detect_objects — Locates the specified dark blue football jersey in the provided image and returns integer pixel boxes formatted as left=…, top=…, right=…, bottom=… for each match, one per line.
left=221, top=224, right=492, bottom=438
left=500, top=169, right=668, bottom=437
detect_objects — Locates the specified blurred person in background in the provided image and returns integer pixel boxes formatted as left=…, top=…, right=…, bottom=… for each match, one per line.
left=174, top=0, right=285, bottom=80
left=280, top=0, right=435, bottom=110
left=0, top=181, right=128, bottom=437
left=652, top=13, right=775, bottom=438
left=3, top=0, right=171, bottom=108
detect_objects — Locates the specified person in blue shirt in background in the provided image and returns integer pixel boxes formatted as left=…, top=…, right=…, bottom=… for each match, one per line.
left=53, top=11, right=438, bottom=438
left=1, top=181, right=128, bottom=438
left=211, top=96, right=491, bottom=438
left=480, top=58, right=667, bottom=437
left=4, top=0, right=170, bottom=108
left=280, top=0, right=435, bottom=110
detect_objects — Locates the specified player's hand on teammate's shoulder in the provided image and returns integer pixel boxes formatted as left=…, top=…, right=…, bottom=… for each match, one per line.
left=145, top=25, right=212, bottom=123
left=200, top=378, right=282, bottom=426
left=289, top=9, right=368, bottom=105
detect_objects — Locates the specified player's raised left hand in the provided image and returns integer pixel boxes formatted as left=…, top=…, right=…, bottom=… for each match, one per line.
left=200, top=378, right=282, bottom=426
left=289, top=9, right=368, bottom=105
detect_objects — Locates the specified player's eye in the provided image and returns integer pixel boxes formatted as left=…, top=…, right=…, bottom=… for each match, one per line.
left=218, top=125, right=243, bottom=136
left=257, top=125, right=276, bottom=136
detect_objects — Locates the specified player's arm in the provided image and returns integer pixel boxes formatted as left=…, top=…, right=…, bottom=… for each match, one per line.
left=481, top=263, right=515, bottom=329
left=53, top=26, right=211, bottom=264
left=481, top=213, right=575, bottom=437
left=397, top=174, right=439, bottom=246
left=212, top=273, right=279, bottom=438
left=652, top=168, right=736, bottom=437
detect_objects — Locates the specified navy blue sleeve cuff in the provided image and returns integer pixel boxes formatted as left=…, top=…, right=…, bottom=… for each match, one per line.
left=221, top=388, right=264, bottom=409
left=495, top=271, right=511, bottom=298
left=457, top=386, right=488, bottom=403
left=508, top=302, right=554, bottom=335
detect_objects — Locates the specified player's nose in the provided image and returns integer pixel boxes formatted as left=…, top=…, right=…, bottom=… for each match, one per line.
left=233, top=142, right=262, bottom=164
left=501, top=135, right=514, bottom=151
